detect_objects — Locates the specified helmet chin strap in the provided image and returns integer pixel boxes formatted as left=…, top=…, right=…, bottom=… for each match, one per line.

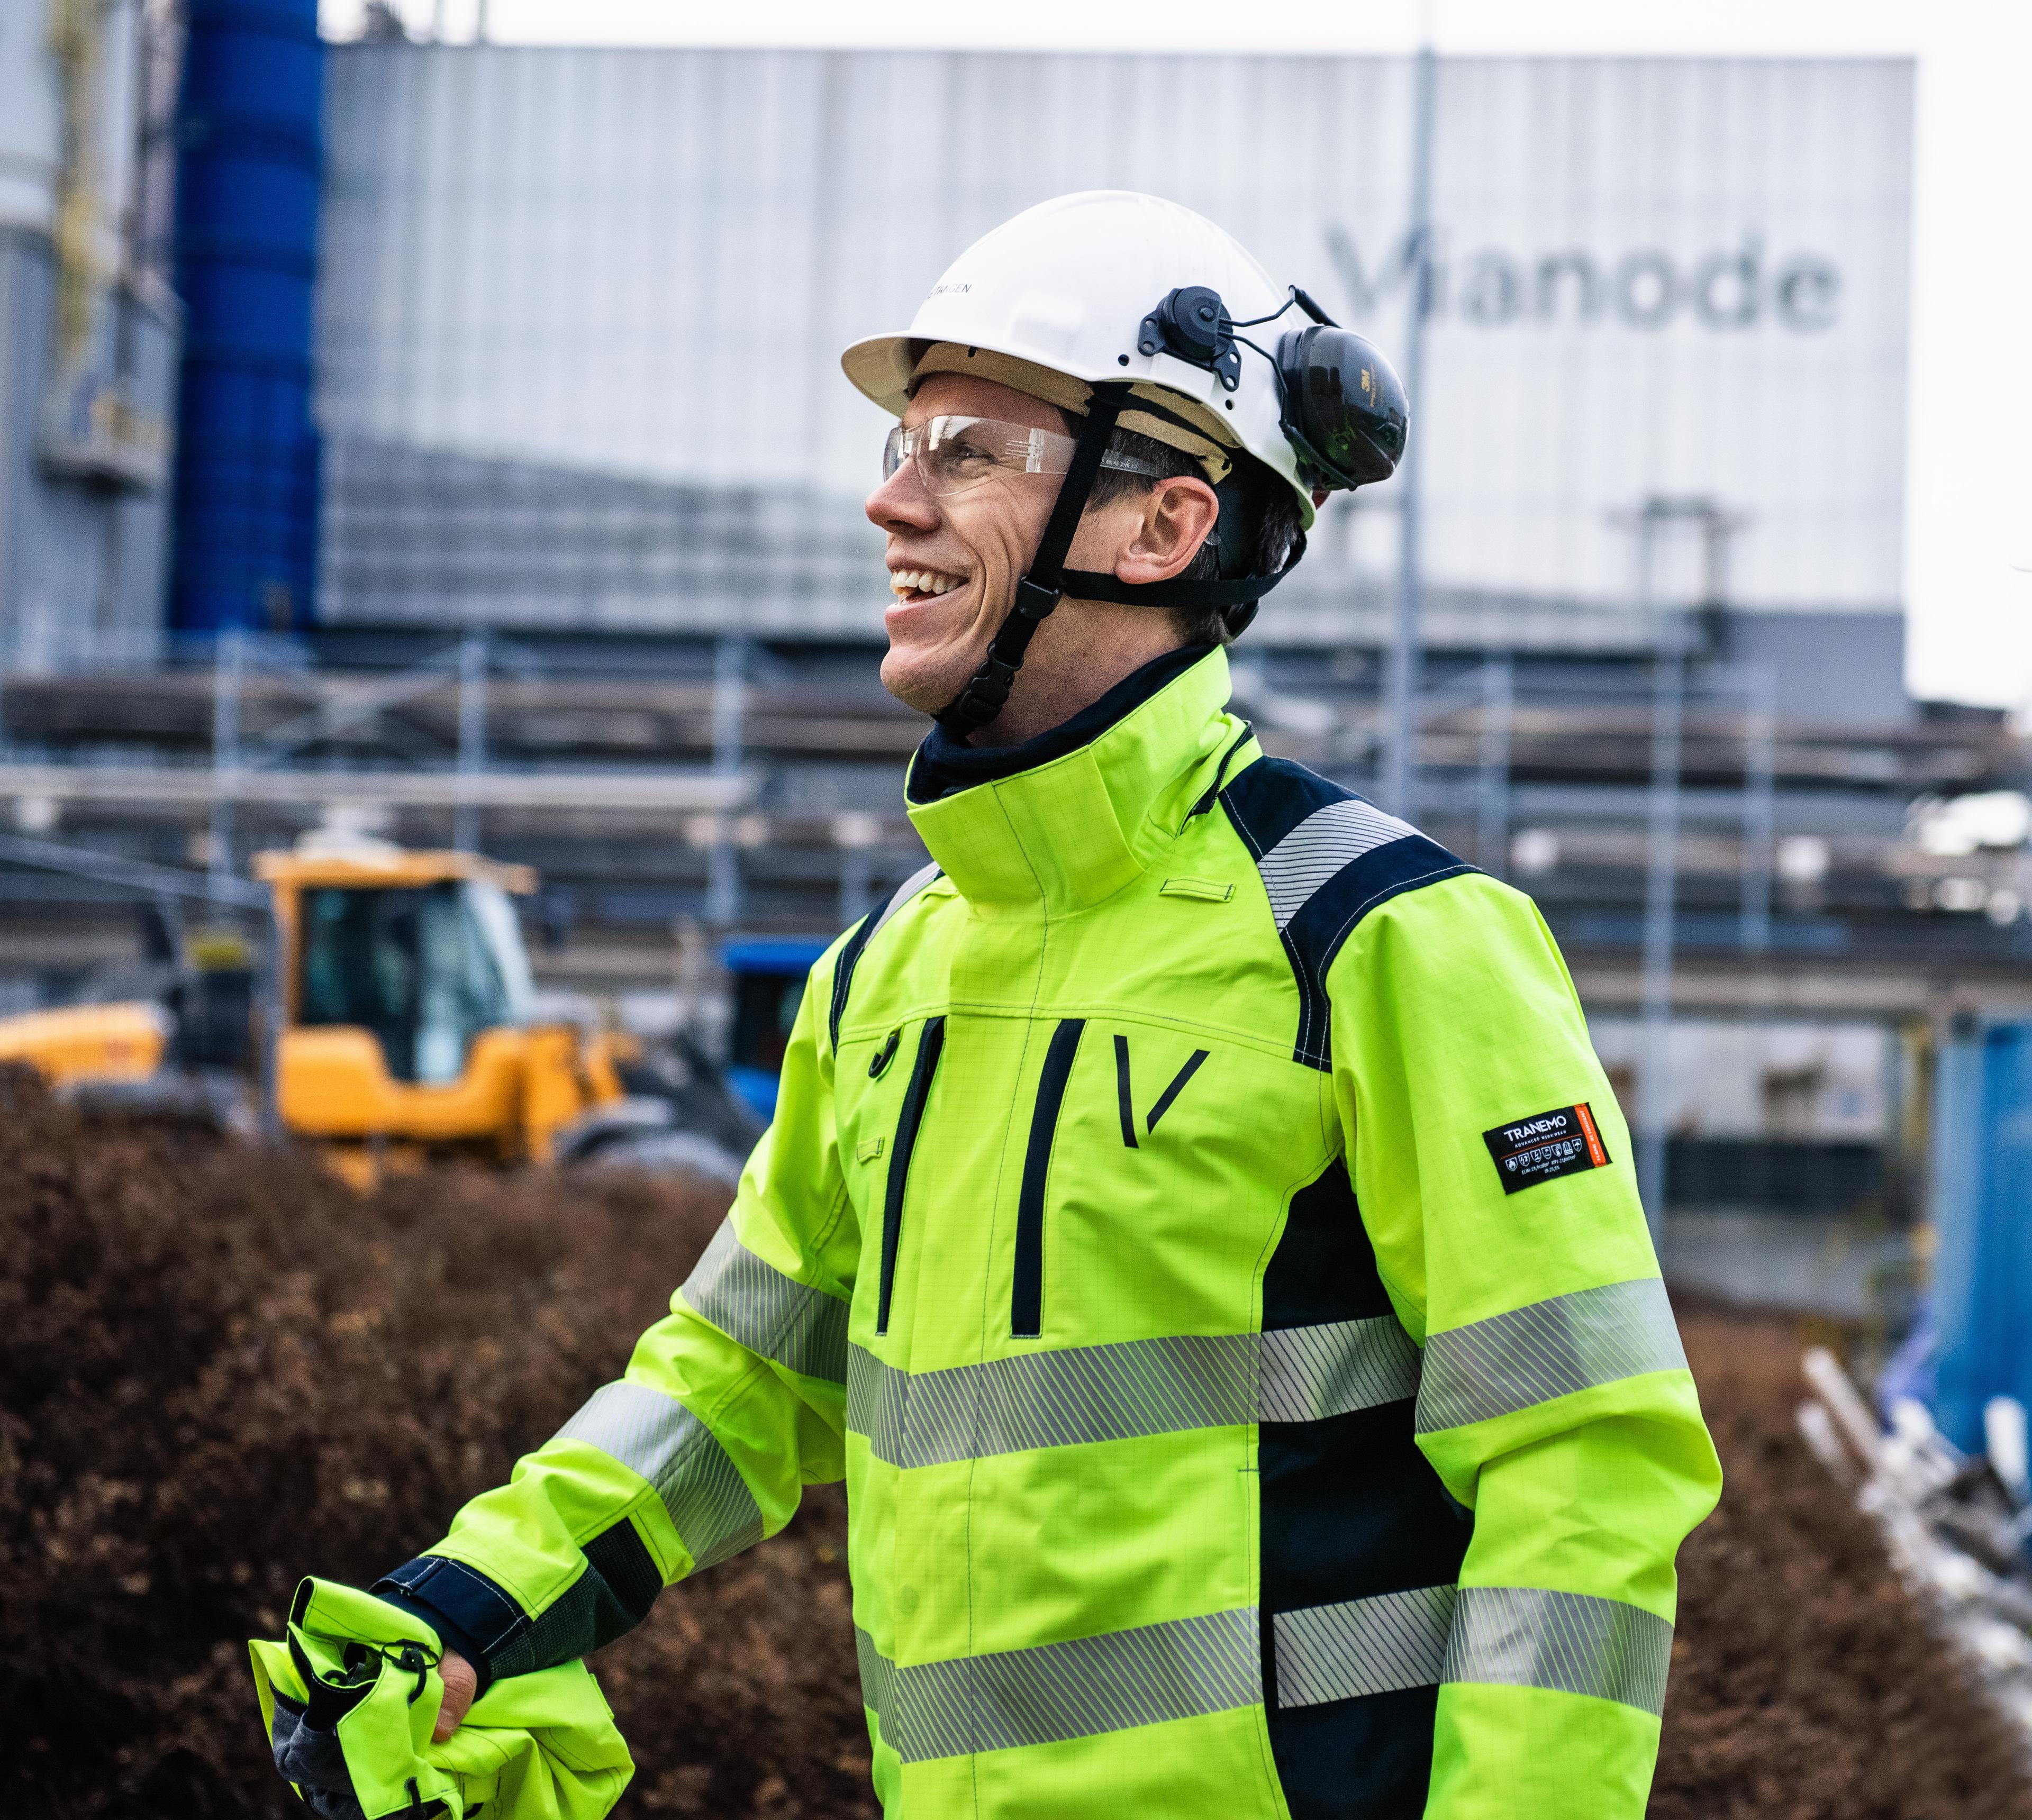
left=935, top=386, right=1130, bottom=738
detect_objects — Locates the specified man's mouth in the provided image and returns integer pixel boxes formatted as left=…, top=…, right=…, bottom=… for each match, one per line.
left=890, top=567, right=966, bottom=602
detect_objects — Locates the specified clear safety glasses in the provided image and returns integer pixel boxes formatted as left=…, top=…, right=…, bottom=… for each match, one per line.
left=881, top=415, right=1166, bottom=499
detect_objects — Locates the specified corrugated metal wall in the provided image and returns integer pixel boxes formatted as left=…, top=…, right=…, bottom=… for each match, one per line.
left=315, top=48, right=1912, bottom=639
left=0, top=0, right=178, bottom=672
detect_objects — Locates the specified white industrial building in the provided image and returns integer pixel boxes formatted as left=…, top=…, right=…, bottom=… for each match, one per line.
left=312, top=48, right=1913, bottom=658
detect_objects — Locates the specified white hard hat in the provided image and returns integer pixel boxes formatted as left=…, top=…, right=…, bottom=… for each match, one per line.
left=842, top=190, right=1316, bottom=530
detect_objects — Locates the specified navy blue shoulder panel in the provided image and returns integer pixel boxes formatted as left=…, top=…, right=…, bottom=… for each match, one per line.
left=826, top=913, right=879, bottom=1052
left=827, top=860, right=943, bottom=1051
left=1220, top=758, right=1473, bottom=1070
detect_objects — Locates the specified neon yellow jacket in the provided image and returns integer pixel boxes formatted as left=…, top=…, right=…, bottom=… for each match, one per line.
left=378, top=645, right=1720, bottom=1819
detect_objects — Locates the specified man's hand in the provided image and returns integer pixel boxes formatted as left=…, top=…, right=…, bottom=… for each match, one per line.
left=433, top=1648, right=477, bottom=1742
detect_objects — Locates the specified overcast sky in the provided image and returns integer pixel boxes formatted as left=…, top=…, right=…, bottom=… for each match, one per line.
left=319, top=0, right=2031, bottom=713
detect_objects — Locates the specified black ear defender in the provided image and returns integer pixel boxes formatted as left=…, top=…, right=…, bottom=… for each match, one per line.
left=1273, top=321, right=1408, bottom=491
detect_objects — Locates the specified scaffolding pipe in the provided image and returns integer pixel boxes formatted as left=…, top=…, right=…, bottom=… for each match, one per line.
left=455, top=630, right=486, bottom=852
left=1636, top=543, right=1683, bottom=1238
left=1475, top=653, right=1513, bottom=877
left=1740, top=666, right=1776, bottom=951
left=0, top=829, right=266, bottom=908
left=839, top=848, right=871, bottom=929
left=208, top=626, right=242, bottom=894
left=1381, top=41, right=1435, bottom=822
left=705, top=635, right=746, bottom=923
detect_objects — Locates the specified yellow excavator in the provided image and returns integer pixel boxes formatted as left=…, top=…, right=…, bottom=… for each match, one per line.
left=0, top=838, right=759, bottom=1187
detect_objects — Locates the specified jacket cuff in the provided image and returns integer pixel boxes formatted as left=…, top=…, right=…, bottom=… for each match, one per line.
left=371, top=1555, right=527, bottom=1696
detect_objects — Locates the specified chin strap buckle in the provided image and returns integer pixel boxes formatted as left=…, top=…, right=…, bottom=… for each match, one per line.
left=936, top=652, right=1024, bottom=735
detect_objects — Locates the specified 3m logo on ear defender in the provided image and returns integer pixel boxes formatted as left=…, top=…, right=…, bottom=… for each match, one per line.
left=1482, top=1104, right=1610, bottom=1194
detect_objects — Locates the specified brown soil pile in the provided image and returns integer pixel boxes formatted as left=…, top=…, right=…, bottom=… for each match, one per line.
left=1654, top=1306, right=2032, bottom=1819
left=2, top=1070, right=2026, bottom=1818
left=0, top=1071, right=865, bottom=1820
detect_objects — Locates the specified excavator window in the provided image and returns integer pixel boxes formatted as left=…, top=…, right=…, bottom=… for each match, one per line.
left=297, top=881, right=522, bottom=1083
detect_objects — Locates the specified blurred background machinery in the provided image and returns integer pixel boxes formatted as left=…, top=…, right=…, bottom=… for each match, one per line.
left=0, top=832, right=763, bottom=1181
left=0, top=14, right=2026, bottom=1310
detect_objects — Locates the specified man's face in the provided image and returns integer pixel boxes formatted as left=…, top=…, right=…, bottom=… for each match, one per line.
left=864, top=372, right=1074, bottom=715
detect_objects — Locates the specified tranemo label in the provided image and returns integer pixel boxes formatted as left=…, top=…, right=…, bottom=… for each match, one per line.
left=1482, top=1104, right=1610, bottom=1195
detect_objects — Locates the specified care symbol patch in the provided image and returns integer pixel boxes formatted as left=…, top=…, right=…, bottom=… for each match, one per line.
left=1482, top=1104, right=1610, bottom=1194
left=1113, top=1037, right=1210, bottom=1149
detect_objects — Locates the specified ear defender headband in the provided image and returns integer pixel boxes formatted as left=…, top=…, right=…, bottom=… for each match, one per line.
left=935, top=287, right=1409, bottom=736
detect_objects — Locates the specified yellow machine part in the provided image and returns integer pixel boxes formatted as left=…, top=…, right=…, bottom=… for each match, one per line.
left=277, top=1022, right=623, bottom=1165
left=0, top=1002, right=170, bottom=1085
left=1, top=847, right=631, bottom=1186
left=258, top=844, right=627, bottom=1174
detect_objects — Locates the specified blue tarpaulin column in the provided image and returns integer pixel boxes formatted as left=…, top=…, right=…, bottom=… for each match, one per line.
left=168, top=0, right=322, bottom=635
left=1930, top=1021, right=2032, bottom=1451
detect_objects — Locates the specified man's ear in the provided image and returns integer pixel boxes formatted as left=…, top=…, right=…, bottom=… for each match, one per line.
left=1114, top=477, right=1220, bottom=586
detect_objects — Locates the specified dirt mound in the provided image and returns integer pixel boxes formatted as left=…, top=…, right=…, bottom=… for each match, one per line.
left=0, top=1071, right=864, bottom=1819
left=2, top=1070, right=2025, bottom=1817
left=1655, top=1307, right=2032, bottom=1818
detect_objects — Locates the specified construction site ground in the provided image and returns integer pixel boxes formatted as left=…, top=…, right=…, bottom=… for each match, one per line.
left=4, top=1071, right=2027, bottom=1819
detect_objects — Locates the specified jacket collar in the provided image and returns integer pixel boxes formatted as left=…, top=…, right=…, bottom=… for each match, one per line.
left=905, top=645, right=1250, bottom=914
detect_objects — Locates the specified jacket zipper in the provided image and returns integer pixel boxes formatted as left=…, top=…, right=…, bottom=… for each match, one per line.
left=1011, top=1018, right=1086, bottom=1337
left=876, top=1016, right=946, bottom=1336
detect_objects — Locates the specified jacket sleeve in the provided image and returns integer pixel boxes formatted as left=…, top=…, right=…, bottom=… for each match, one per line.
left=1327, top=871, right=1722, bottom=1820
left=373, top=938, right=861, bottom=1686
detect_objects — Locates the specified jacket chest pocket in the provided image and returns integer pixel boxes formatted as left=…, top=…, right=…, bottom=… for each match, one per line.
left=1010, top=1022, right=1220, bottom=1339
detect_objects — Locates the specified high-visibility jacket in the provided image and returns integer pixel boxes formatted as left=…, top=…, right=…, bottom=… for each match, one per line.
left=377, top=644, right=1721, bottom=1819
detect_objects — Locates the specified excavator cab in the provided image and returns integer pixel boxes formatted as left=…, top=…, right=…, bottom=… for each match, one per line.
left=260, top=843, right=620, bottom=1172
left=294, top=873, right=531, bottom=1084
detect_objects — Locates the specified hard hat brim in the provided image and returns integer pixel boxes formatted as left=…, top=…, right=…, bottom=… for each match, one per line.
left=842, top=331, right=1045, bottom=419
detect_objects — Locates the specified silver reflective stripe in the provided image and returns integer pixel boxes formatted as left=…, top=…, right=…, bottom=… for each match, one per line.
left=1262, top=1316, right=1421, bottom=1422
left=855, top=1624, right=893, bottom=1717
left=1274, top=1584, right=1674, bottom=1718
left=1273, top=1584, right=1457, bottom=1708
left=1417, top=1278, right=1687, bottom=1434
left=848, top=1317, right=1419, bottom=1470
left=552, top=1380, right=764, bottom=1571
left=856, top=1608, right=1261, bottom=1762
left=1258, top=798, right=1418, bottom=930
left=1443, top=1585, right=1673, bottom=1716
left=678, top=1219, right=850, bottom=1386
left=870, top=860, right=941, bottom=941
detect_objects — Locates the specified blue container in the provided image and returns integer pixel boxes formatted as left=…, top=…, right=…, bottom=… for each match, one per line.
left=722, top=939, right=830, bottom=1123
left=169, top=0, right=322, bottom=635
left=1930, top=1021, right=2032, bottom=1451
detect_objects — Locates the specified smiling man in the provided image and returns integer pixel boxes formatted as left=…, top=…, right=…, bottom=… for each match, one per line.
left=310, top=192, right=1720, bottom=1820
left=871, top=367, right=1254, bottom=744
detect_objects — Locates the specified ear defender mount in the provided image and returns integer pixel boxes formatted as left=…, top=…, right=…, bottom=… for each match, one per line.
left=1138, top=286, right=1242, bottom=392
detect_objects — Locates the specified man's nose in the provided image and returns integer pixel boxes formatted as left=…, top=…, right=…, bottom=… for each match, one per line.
left=866, top=458, right=940, bottom=532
